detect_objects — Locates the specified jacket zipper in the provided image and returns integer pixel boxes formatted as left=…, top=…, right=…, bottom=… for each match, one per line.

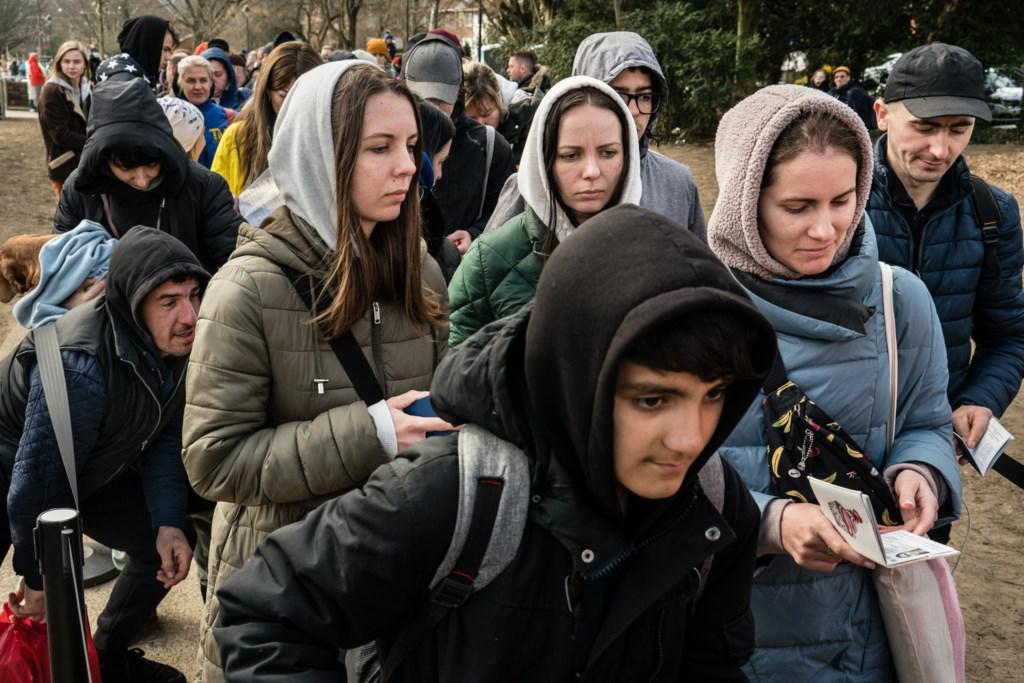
left=370, top=301, right=387, bottom=395
left=583, top=492, right=697, bottom=582
left=102, top=357, right=181, bottom=487
left=647, top=608, right=667, bottom=682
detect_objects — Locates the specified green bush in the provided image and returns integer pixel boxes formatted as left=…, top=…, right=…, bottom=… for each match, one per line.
left=502, top=1, right=744, bottom=140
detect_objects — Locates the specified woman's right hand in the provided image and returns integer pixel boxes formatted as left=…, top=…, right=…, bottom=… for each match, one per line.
left=386, top=390, right=459, bottom=451
left=779, top=502, right=876, bottom=572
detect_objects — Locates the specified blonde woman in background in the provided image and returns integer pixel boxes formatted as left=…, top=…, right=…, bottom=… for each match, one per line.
left=37, top=41, right=91, bottom=198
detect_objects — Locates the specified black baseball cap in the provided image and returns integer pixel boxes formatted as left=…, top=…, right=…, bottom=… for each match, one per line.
left=883, top=43, right=991, bottom=121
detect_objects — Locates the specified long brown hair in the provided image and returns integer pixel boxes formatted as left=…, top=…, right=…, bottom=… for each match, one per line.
left=236, top=42, right=322, bottom=188
left=540, top=86, right=632, bottom=255
left=316, top=65, right=445, bottom=338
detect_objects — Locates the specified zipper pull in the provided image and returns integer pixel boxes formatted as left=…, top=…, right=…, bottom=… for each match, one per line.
left=372, top=301, right=381, bottom=325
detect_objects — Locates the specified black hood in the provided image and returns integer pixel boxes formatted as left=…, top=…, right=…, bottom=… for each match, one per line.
left=75, top=78, right=189, bottom=195
left=104, top=226, right=209, bottom=353
left=526, top=205, right=775, bottom=521
left=117, top=15, right=169, bottom=85
left=435, top=205, right=776, bottom=524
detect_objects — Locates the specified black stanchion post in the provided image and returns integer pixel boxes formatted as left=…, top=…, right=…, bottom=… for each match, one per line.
left=34, top=508, right=92, bottom=683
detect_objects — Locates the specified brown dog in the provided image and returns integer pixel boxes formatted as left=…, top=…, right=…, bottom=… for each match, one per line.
left=0, top=234, right=56, bottom=303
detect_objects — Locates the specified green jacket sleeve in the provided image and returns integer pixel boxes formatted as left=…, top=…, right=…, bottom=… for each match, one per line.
left=447, top=239, right=497, bottom=347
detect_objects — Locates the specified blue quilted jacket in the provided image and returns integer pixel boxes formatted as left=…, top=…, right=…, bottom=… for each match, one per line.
left=719, top=224, right=961, bottom=682
left=867, top=135, right=1024, bottom=415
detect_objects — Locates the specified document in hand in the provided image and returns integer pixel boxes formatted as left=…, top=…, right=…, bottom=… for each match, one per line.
left=808, top=477, right=959, bottom=568
left=954, top=415, right=1014, bottom=476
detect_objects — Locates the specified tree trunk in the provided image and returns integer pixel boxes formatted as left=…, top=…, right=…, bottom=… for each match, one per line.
left=734, top=0, right=760, bottom=99
left=613, top=0, right=623, bottom=27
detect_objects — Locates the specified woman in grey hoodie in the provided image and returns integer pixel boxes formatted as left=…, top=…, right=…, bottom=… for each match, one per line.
left=38, top=41, right=92, bottom=198
left=485, top=31, right=705, bottom=240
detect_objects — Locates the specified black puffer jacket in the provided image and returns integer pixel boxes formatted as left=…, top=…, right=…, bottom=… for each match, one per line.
left=432, top=108, right=515, bottom=239
left=54, top=78, right=241, bottom=272
left=215, top=206, right=776, bottom=682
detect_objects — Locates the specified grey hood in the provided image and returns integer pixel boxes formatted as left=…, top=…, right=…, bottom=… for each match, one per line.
left=517, top=75, right=642, bottom=243
left=572, top=31, right=667, bottom=157
left=269, top=60, right=382, bottom=250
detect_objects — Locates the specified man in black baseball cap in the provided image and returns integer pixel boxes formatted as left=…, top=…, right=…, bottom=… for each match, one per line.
left=401, top=34, right=514, bottom=257
left=867, top=43, right=1024, bottom=505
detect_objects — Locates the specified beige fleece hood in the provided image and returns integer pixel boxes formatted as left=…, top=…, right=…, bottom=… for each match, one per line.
left=707, top=84, right=874, bottom=280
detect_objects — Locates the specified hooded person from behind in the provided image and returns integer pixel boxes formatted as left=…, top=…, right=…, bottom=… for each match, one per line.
left=485, top=31, right=706, bottom=240
left=706, top=84, right=960, bottom=681
left=95, top=15, right=173, bottom=89
left=201, top=46, right=248, bottom=110
left=446, top=75, right=642, bottom=346
left=54, top=78, right=241, bottom=273
left=214, top=205, right=777, bottom=681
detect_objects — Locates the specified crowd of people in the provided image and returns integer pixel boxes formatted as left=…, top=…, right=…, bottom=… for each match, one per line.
left=0, top=14, right=1021, bottom=683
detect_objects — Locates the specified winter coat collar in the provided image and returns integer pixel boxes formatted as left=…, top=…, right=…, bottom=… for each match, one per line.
left=739, top=220, right=880, bottom=342
left=232, top=206, right=334, bottom=277
left=871, top=133, right=973, bottom=213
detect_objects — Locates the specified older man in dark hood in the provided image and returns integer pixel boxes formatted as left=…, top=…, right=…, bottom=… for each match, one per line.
left=0, top=228, right=209, bottom=683
left=214, top=206, right=776, bottom=681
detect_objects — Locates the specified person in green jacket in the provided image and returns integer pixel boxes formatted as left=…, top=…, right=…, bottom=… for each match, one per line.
left=447, top=75, right=642, bottom=345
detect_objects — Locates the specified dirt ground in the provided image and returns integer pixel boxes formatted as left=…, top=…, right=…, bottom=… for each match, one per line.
left=1, top=112, right=1023, bottom=680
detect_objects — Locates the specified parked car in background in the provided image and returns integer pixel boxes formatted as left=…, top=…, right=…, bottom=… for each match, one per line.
left=985, top=67, right=1022, bottom=125
left=861, top=52, right=903, bottom=96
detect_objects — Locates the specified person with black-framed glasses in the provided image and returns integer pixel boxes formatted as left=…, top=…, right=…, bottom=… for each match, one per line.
left=484, top=31, right=706, bottom=242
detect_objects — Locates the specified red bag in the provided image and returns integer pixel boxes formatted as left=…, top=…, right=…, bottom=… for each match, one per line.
left=0, top=603, right=102, bottom=683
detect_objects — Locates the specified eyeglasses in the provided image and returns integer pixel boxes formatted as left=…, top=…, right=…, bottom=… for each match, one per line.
left=614, top=90, right=662, bottom=115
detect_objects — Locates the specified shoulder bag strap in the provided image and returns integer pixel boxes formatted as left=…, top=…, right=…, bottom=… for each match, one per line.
left=880, top=262, right=897, bottom=454
left=476, top=125, right=495, bottom=222
left=35, top=324, right=79, bottom=508
left=279, top=264, right=384, bottom=405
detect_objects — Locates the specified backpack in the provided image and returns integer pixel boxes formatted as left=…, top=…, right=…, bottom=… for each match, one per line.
left=967, top=175, right=1002, bottom=278
left=347, top=424, right=727, bottom=682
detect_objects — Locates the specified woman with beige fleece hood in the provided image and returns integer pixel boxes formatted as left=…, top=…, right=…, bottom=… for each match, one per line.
left=707, top=85, right=961, bottom=681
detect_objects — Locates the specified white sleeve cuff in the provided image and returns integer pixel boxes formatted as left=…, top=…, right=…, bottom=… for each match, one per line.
left=367, top=399, right=399, bottom=458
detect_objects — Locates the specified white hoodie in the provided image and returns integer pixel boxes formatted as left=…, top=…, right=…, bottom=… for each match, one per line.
left=516, top=75, right=642, bottom=242
left=269, top=60, right=381, bottom=250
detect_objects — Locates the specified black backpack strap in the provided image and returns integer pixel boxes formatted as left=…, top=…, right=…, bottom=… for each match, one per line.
left=968, top=175, right=1002, bottom=273
left=993, top=454, right=1024, bottom=491
left=763, top=350, right=789, bottom=395
left=380, top=477, right=504, bottom=681
left=279, top=264, right=384, bottom=405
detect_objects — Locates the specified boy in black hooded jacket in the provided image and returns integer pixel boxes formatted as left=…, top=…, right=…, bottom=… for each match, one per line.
left=214, top=205, right=777, bottom=681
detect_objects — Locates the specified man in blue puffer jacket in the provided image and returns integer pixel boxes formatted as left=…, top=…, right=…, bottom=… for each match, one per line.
left=869, top=43, right=1024, bottom=454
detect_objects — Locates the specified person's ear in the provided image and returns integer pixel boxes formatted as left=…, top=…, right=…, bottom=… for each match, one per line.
left=874, top=99, right=890, bottom=132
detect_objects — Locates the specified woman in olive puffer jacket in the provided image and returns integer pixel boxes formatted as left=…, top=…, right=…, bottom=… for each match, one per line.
left=182, top=62, right=451, bottom=683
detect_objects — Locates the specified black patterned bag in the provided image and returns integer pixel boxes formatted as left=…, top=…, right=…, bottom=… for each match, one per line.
left=762, top=356, right=902, bottom=526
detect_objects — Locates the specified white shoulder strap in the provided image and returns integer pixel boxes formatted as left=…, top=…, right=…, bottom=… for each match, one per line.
left=879, top=262, right=897, bottom=454
left=35, top=323, right=79, bottom=508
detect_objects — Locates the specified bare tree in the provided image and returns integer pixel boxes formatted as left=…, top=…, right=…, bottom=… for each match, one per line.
left=159, top=0, right=239, bottom=43
left=0, top=0, right=33, bottom=50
